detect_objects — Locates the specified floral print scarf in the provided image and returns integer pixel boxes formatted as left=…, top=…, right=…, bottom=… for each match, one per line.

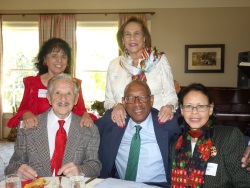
left=120, top=47, right=164, bottom=82
left=171, top=120, right=216, bottom=188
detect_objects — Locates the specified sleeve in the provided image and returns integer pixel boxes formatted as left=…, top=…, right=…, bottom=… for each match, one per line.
left=72, top=78, right=97, bottom=120
left=4, top=127, right=28, bottom=175
left=7, top=77, right=33, bottom=128
left=167, top=116, right=182, bottom=142
left=94, top=109, right=111, bottom=135
left=104, top=60, right=117, bottom=110
left=223, top=127, right=250, bottom=186
left=160, top=54, right=178, bottom=110
left=79, top=125, right=101, bottom=177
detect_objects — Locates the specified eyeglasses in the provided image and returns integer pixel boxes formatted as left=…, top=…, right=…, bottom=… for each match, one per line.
left=181, top=104, right=211, bottom=112
left=124, top=95, right=151, bottom=104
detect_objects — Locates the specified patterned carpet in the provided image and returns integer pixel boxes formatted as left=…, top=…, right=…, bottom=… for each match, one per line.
left=0, top=140, right=14, bottom=180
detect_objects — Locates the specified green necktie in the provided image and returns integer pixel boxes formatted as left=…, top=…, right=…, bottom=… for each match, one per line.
left=125, top=125, right=142, bottom=181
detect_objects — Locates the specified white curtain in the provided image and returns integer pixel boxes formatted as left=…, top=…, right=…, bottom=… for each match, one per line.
left=0, top=15, right=3, bottom=139
left=39, top=14, right=77, bottom=76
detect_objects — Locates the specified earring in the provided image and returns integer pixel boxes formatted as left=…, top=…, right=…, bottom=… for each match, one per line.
left=124, top=47, right=129, bottom=56
left=123, top=43, right=129, bottom=56
left=43, top=62, right=47, bottom=67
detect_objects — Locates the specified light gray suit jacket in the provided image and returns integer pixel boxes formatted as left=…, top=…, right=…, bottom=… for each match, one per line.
left=5, top=109, right=101, bottom=177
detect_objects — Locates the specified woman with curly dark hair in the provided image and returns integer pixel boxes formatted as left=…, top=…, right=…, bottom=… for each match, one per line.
left=8, top=38, right=96, bottom=129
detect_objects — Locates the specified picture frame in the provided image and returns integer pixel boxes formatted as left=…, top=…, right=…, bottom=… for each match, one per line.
left=185, top=44, right=225, bottom=73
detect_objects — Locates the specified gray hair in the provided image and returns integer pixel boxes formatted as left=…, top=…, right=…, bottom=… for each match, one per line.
left=47, top=73, right=79, bottom=95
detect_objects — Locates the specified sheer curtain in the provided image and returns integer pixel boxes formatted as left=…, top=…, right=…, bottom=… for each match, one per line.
left=0, top=15, right=3, bottom=139
left=39, top=14, right=77, bottom=76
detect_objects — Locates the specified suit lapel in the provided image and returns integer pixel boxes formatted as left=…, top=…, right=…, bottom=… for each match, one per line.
left=109, top=118, right=128, bottom=170
left=152, top=112, right=169, bottom=174
left=31, top=110, right=52, bottom=175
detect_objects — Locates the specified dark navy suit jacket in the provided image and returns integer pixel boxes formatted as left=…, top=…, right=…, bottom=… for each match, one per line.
left=95, top=108, right=181, bottom=187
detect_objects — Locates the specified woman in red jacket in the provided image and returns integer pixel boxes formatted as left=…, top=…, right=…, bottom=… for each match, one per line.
left=8, top=38, right=97, bottom=129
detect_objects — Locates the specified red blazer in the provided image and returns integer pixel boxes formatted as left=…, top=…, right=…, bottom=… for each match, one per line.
left=8, top=75, right=97, bottom=128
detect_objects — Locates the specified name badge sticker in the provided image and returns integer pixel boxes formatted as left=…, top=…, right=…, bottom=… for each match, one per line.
left=205, top=163, right=218, bottom=176
left=38, top=89, right=47, bottom=98
left=111, top=73, right=119, bottom=80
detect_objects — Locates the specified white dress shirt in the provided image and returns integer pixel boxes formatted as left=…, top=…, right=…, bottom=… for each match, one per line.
left=191, top=142, right=196, bottom=154
left=115, top=113, right=166, bottom=182
left=104, top=54, right=178, bottom=110
left=47, top=109, right=72, bottom=159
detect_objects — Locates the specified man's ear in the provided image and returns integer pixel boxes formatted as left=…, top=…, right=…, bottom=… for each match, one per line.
left=46, top=93, right=52, bottom=105
left=150, top=95, right=154, bottom=106
left=74, top=93, right=79, bottom=105
left=121, top=97, right=127, bottom=113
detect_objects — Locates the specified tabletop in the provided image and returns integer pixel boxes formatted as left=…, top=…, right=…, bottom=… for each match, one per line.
left=0, top=176, right=103, bottom=188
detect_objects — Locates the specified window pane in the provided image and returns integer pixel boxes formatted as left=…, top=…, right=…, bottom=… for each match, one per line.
left=2, top=22, right=38, bottom=112
left=76, top=21, right=118, bottom=109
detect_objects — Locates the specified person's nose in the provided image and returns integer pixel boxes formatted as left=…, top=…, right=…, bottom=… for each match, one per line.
left=134, top=97, right=142, bottom=106
left=129, top=33, right=136, bottom=40
left=191, top=107, right=198, bottom=114
left=56, top=56, right=62, bottom=62
left=59, top=93, right=67, bottom=101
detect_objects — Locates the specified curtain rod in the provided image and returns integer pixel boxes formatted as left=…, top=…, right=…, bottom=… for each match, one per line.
left=0, top=12, right=155, bottom=16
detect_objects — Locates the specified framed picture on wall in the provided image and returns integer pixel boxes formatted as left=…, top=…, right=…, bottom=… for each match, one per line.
left=185, top=44, right=225, bottom=73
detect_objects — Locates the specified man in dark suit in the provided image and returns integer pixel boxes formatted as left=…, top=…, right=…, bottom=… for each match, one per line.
left=5, top=73, right=101, bottom=180
left=95, top=80, right=181, bottom=187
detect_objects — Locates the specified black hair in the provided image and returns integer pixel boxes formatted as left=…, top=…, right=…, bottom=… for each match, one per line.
left=177, top=83, right=217, bottom=132
left=34, top=37, right=72, bottom=75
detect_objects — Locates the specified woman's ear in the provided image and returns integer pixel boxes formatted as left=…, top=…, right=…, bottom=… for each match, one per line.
left=180, top=106, right=184, bottom=116
left=209, top=103, right=214, bottom=116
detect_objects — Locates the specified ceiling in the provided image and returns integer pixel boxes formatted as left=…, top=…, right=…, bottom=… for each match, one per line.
left=1, top=0, right=250, bottom=13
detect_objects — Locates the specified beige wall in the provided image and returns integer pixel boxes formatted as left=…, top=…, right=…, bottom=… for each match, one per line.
left=1, top=1, right=250, bottom=87
left=151, top=8, right=250, bottom=87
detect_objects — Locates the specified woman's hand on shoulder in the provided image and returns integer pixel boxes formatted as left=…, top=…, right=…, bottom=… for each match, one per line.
left=22, top=112, right=38, bottom=129
left=111, top=103, right=127, bottom=128
left=158, top=105, right=174, bottom=124
left=241, top=145, right=250, bottom=171
left=80, top=112, right=94, bottom=127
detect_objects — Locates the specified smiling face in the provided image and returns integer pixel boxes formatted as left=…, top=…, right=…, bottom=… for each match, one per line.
left=44, top=49, right=68, bottom=76
left=47, top=79, right=79, bottom=119
left=123, top=22, right=145, bottom=57
left=122, top=81, right=154, bottom=124
left=181, top=90, right=213, bottom=130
